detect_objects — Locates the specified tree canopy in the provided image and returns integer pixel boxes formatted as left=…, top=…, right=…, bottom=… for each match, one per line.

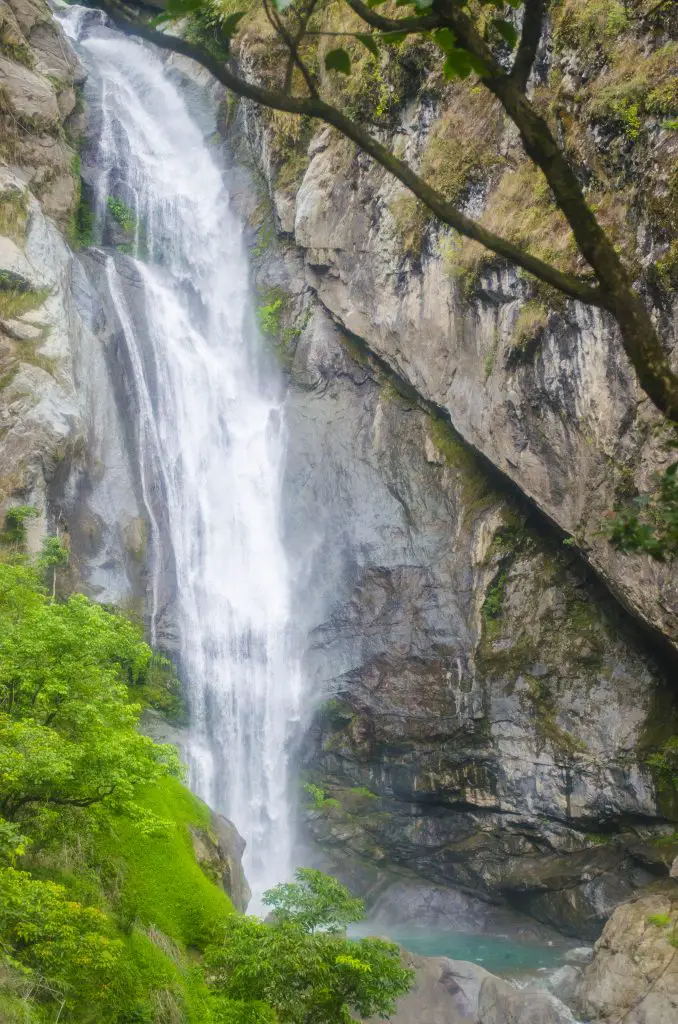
left=205, top=868, right=414, bottom=1023
left=0, top=558, right=413, bottom=1021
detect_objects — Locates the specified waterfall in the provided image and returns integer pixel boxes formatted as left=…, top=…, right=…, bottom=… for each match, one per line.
left=62, top=10, right=302, bottom=906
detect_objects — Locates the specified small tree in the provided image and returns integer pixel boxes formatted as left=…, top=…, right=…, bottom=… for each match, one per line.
left=38, top=534, right=69, bottom=600
left=205, top=869, right=414, bottom=1022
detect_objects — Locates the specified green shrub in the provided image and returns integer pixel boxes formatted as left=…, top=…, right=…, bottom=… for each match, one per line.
left=107, top=195, right=136, bottom=233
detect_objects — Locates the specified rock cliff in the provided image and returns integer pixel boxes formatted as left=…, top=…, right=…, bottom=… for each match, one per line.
left=0, top=0, right=146, bottom=605
left=2, top=0, right=677, bottom=950
left=216, top=1, right=678, bottom=939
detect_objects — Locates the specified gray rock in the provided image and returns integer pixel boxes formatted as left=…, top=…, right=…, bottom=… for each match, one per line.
left=479, top=976, right=576, bottom=1024
left=574, top=883, right=678, bottom=1024
left=563, top=947, right=594, bottom=966
left=0, top=53, right=60, bottom=125
left=370, top=953, right=575, bottom=1024
left=189, top=811, right=251, bottom=913
left=540, top=965, right=582, bottom=1005
left=1, top=317, right=43, bottom=341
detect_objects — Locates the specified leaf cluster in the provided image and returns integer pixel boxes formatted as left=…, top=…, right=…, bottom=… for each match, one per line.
left=605, top=461, right=678, bottom=560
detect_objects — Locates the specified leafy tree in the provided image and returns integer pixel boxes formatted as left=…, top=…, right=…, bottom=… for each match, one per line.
left=0, top=867, right=123, bottom=1001
left=0, top=562, right=181, bottom=825
left=96, top=0, right=678, bottom=426
left=205, top=868, right=414, bottom=1023
left=263, top=867, right=365, bottom=933
left=38, top=535, right=70, bottom=599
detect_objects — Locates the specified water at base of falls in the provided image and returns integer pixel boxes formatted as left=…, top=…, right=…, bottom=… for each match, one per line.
left=62, top=9, right=302, bottom=908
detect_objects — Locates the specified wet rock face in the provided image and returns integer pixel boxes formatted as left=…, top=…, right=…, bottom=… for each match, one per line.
left=289, top=129, right=678, bottom=652
left=263, top=278, right=675, bottom=939
left=224, top=19, right=678, bottom=939
left=0, top=0, right=83, bottom=224
left=0, top=0, right=83, bottom=520
left=0, top=4, right=146, bottom=608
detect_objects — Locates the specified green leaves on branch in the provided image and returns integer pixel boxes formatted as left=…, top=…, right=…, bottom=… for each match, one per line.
left=325, top=47, right=352, bottom=75
left=356, top=32, right=379, bottom=58
left=0, top=562, right=181, bottom=825
left=262, top=867, right=365, bottom=933
left=433, top=27, right=488, bottom=80
left=605, top=461, right=678, bottom=561
left=492, top=18, right=519, bottom=48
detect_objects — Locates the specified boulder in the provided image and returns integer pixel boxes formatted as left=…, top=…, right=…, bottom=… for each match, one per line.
left=574, top=882, right=678, bottom=1024
left=369, top=952, right=575, bottom=1024
left=563, top=946, right=594, bottom=966
left=0, top=53, right=59, bottom=126
left=190, top=811, right=251, bottom=913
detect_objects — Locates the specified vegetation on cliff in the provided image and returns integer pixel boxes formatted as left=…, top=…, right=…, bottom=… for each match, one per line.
left=0, top=549, right=412, bottom=1022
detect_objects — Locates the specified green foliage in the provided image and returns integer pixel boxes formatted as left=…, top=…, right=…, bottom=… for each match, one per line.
left=257, top=294, right=285, bottom=336
left=205, top=869, right=413, bottom=1023
left=0, top=562, right=234, bottom=1020
left=0, top=187, right=29, bottom=242
left=0, top=562, right=411, bottom=1022
left=0, top=562, right=180, bottom=824
left=135, top=652, right=187, bottom=725
left=482, top=565, right=509, bottom=623
left=1, top=505, right=40, bottom=547
left=107, top=195, right=136, bottom=233
left=94, top=777, right=233, bottom=947
left=654, top=240, right=678, bottom=291
left=605, top=462, right=678, bottom=560
left=0, top=285, right=50, bottom=322
left=69, top=191, right=95, bottom=250
left=647, top=910, right=678, bottom=948
left=428, top=416, right=498, bottom=522
left=325, top=48, right=351, bottom=75
left=263, top=868, right=365, bottom=934
left=648, top=736, right=678, bottom=793
left=38, top=536, right=69, bottom=568
left=0, top=866, right=122, bottom=997
left=302, top=783, right=341, bottom=813
left=648, top=912, right=672, bottom=928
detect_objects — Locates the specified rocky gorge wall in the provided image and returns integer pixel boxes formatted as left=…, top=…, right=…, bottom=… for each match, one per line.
left=0, top=0, right=146, bottom=605
left=215, top=1, right=678, bottom=940
left=2, top=0, right=677, bottom=952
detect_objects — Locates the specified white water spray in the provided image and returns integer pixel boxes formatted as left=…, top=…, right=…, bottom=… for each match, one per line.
left=63, top=11, right=302, bottom=905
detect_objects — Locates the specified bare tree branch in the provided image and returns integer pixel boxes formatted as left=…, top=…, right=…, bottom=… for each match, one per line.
left=432, top=0, right=678, bottom=421
left=343, top=0, right=441, bottom=34
left=97, top=1, right=605, bottom=308
left=92, top=0, right=678, bottom=422
left=510, top=0, right=546, bottom=91
left=263, top=0, right=317, bottom=98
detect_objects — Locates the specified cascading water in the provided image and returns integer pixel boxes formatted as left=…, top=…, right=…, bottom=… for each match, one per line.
left=62, top=9, right=302, bottom=905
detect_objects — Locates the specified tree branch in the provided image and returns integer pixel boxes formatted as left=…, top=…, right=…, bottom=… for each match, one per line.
left=433, top=0, right=678, bottom=421
left=263, top=0, right=317, bottom=98
left=95, top=2, right=604, bottom=307
left=343, top=0, right=441, bottom=34
left=511, top=0, right=546, bottom=91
